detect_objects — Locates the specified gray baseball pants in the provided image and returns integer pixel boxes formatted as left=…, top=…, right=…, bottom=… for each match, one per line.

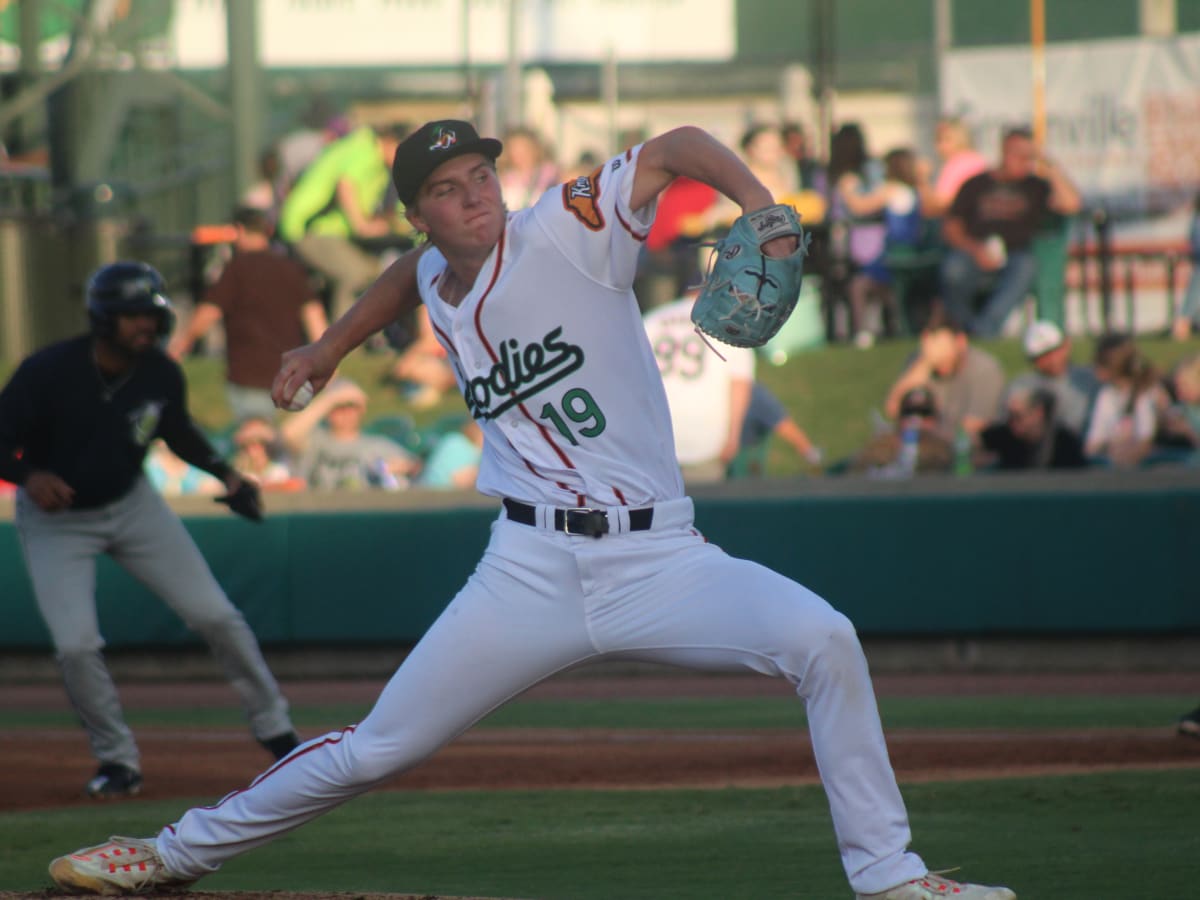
left=15, top=477, right=293, bottom=772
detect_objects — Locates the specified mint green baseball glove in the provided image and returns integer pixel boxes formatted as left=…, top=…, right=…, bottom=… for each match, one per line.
left=690, top=204, right=811, bottom=349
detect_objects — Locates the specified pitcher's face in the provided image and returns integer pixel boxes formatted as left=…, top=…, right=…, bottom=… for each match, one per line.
left=407, top=153, right=506, bottom=252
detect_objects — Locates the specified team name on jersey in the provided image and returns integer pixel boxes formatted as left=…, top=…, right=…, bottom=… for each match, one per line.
left=464, top=326, right=584, bottom=420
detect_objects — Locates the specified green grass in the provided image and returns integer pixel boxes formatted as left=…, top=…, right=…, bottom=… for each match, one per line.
left=2, top=770, right=1196, bottom=897
left=4, top=333, right=1198, bottom=478
left=2, top=694, right=1192, bottom=731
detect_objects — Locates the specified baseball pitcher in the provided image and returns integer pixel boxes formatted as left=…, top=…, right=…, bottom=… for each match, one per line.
left=48, top=129, right=1015, bottom=900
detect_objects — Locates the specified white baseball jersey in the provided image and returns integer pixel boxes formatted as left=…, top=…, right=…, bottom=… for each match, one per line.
left=151, top=142, right=928, bottom=898
left=643, top=298, right=756, bottom=466
left=416, top=146, right=684, bottom=509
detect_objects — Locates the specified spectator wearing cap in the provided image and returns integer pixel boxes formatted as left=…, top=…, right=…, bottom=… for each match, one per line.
left=883, top=308, right=1005, bottom=441
left=1001, top=320, right=1099, bottom=439
left=977, top=387, right=1088, bottom=470
left=279, top=122, right=411, bottom=320
left=231, top=416, right=303, bottom=491
left=280, top=378, right=420, bottom=490
left=847, top=386, right=953, bottom=475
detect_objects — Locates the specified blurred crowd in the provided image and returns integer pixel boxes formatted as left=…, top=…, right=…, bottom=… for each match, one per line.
left=122, top=311, right=1200, bottom=503
left=844, top=315, right=1200, bottom=477
left=7, top=105, right=1193, bottom=500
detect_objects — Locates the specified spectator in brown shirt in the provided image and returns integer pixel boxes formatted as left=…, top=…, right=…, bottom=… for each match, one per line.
left=169, top=207, right=328, bottom=421
left=940, top=126, right=1081, bottom=337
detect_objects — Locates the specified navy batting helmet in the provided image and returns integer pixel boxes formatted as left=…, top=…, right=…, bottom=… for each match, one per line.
left=85, top=261, right=175, bottom=339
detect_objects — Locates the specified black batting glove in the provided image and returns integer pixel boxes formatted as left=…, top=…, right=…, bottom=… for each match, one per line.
left=215, top=479, right=264, bottom=523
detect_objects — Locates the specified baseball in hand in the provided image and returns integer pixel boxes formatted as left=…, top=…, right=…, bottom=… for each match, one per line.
left=283, top=380, right=314, bottom=412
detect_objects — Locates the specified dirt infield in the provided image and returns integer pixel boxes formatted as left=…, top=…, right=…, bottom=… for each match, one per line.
left=4, top=671, right=1199, bottom=813
left=3, top=671, right=1198, bottom=898
left=4, top=897, right=537, bottom=900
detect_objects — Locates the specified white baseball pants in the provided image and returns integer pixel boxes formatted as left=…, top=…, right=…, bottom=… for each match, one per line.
left=156, top=497, right=926, bottom=894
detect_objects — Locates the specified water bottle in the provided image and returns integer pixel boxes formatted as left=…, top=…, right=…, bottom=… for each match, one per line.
left=954, top=427, right=973, bottom=477
left=897, top=418, right=920, bottom=477
left=370, top=457, right=402, bottom=491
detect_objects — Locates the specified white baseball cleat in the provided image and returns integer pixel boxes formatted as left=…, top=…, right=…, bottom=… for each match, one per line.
left=857, top=871, right=1016, bottom=900
left=48, top=836, right=194, bottom=895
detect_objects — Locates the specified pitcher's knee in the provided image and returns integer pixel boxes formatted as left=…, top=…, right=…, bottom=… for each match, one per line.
left=336, top=728, right=437, bottom=787
left=803, top=611, right=868, bottom=679
left=340, top=749, right=396, bottom=788
left=770, top=602, right=865, bottom=683
left=828, top=611, right=865, bottom=653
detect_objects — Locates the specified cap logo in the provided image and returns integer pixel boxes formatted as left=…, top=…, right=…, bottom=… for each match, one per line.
left=429, top=128, right=458, bottom=151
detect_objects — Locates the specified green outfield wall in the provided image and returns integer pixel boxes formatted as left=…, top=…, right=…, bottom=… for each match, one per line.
left=1, top=471, right=1196, bottom=650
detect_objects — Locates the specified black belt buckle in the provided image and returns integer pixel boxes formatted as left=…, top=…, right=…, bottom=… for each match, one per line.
left=559, top=507, right=610, bottom=538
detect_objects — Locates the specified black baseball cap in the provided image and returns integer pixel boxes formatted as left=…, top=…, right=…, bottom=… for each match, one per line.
left=390, top=120, right=503, bottom=206
left=899, top=386, right=938, bottom=420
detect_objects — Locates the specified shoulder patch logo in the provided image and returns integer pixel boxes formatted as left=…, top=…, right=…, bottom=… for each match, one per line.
left=562, top=166, right=605, bottom=231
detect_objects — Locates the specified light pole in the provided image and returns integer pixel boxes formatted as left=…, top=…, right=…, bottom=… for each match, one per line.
left=504, top=0, right=523, bottom=129
left=226, top=0, right=263, bottom=204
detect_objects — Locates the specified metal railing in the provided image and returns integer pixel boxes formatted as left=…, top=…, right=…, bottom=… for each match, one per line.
left=1067, top=207, right=1192, bottom=333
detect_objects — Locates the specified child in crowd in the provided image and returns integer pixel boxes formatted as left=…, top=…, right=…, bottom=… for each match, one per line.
left=231, top=416, right=303, bottom=491
left=837, top=146, right=925, bottom=348
left=1083, top=333, right=1163, bottom=468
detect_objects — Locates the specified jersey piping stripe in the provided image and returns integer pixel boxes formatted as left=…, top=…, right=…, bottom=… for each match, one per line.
left=614, top=147, right=646, bottom=240
left=426, top=309, right=571, bottom=498
left=504, top=433, right=582, bottom=505
left=429, top=318, right=455, bottom=357
left=614, top=203, right=648, bottom=242
left=168, top=726, right=357, bottom=819
left=472, top=230, right=578, bottom=495
left=430, top=267, right=571, bottom=497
